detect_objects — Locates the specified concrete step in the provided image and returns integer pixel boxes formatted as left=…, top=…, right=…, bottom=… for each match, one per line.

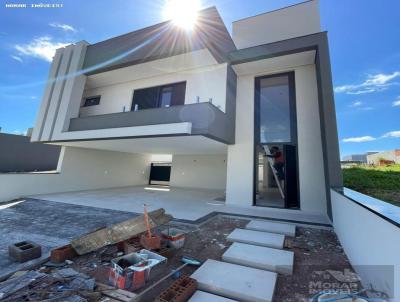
left=188, top=291, right=238, bottom=302
left=191, top=259, right=277, bottom=302
left=227, top=228, right=285, bottom=249
left=222, top=242, right=294, bottom=275
left=246, top=220, right=296, bottom=237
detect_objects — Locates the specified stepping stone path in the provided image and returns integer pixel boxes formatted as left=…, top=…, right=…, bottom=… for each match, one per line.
left=190, top=221, right=297, bottom=301
left=222, top=242, right=294, bottom=275
left=246, top=220, right=296, bottom=237
left=188, top=291, right=238, bottom=302
left=191, top=259, right=277, bottom=302
left=227, top=228, right=285, bottom=249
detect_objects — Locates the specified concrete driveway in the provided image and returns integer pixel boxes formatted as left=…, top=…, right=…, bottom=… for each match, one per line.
left=29, top=186, right=331, bottom=225
left=31, top=186, right=226, bottom=221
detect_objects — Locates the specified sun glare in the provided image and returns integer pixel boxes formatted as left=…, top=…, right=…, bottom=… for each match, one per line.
left=163, top=0, right=202, bottom=30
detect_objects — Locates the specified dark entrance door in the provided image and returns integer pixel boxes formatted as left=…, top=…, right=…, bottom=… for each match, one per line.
left=149, top=163, right=171, bottom=185
left=254, top=72, right=300, bottom=209
left=283, top=144, right=299, bottom=208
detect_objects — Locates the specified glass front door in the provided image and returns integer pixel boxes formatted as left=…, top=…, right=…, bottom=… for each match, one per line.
left=254, top=72, right=299, bottom=208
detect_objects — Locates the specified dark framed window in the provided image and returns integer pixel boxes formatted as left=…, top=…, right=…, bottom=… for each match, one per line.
left=256, top=74, right=297, bottom=144
left=131, top=82, right=186, bottom=111
left=83, top=96, right=101, bottom=107
left=253, top=72, right=300, bottom=210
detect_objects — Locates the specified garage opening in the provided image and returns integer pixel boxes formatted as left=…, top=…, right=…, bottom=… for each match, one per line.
left=149, top=154, right=173, bottom=186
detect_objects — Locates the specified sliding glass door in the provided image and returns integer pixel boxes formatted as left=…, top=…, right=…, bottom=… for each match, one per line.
left=254, top=72, right=299, bottom=208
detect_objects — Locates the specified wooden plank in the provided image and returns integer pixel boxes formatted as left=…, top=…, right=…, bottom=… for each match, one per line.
left=96, top=282, right=116, bottom=291
left=102, top=289, right=137, bottom=301
left=71, top=208, right=172, bottom=255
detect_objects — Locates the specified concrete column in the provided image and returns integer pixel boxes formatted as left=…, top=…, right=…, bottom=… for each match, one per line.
left=31, top=49, right=63, bottom=142
left=32, top=41, right=88, bottom=142
left=52, top=41, right=88, bottom=138
left=295, top=65, right=327, bottom=214
left=41, top=45, right=74, bottom=141
left=226, top=75, right=254, bottom=206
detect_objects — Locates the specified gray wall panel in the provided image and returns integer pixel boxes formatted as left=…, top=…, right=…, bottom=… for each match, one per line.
left=69, top=103, right=234, bottom=144
left=0, top=133, right=61, bottom=172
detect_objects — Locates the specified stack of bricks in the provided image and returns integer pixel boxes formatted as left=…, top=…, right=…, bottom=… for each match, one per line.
left=155, top=275, right=197, bottom=302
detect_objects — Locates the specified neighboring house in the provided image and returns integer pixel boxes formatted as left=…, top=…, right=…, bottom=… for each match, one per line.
left=31, top=0, right=342, bottom=218
left=367, top=150, right=400, bottom=165
left=342, top=154, right=368, bottom=163
left=342, top=152, right=379, bottom=164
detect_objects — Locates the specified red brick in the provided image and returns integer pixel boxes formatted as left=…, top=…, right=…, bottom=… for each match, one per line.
left=50, top=244, right=77, bottom=263
left=155, top=275, right=197, bottom=302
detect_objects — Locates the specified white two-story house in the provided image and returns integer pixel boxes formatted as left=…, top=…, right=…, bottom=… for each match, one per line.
left=31, top=0, right=342, bottom=219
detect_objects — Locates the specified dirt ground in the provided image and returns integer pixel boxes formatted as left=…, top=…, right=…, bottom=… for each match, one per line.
left=1, top=215, right=362, bottom=301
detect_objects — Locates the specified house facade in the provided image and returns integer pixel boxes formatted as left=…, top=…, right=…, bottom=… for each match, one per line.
left=367, top=149, right=400, bottom=165
left=31, top=0, right=342, bottom=218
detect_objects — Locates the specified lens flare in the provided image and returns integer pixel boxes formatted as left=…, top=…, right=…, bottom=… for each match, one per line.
left=163, top=0, right=201, bottom=30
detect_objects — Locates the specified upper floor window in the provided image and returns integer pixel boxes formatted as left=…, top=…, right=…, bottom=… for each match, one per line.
left=131, top=82, right=186, bottom=111
left=256, top=74, right=296, bottom=144
left=83, top=96, right=101, bottom=107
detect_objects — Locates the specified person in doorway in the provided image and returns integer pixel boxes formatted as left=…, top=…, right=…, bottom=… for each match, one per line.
left=266, top=146, right=285, bottom=181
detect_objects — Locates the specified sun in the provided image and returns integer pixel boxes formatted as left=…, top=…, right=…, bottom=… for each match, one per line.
left=163, top=0, right=202, bottom=30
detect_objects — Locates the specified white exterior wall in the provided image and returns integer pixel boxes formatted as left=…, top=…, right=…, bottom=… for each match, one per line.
left=331, top=189, right=400, bottom=301
left=226, top=75, right=254, bottom=205
left=232, top=0, right=320, bottom=49
left=32, top=46, right=228, bottom=143
left=226, top=64, right=327, bottom=214
left=0, top=146, right=151, bottom=202
left=80, top=62, right=228, bottom=117
left=170, top=154, right=227, bottom=190
left=295, top=65, right=327, bottom=213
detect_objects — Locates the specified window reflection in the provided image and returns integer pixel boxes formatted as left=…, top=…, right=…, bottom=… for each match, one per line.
left=259, top=75, right=291, bottom=143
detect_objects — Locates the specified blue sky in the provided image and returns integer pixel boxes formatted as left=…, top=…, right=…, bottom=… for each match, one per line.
left=0, top=0, right=399, bottom=157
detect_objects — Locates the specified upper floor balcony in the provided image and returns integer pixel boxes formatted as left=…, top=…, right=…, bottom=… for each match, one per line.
left=69, top=101, right=234, bottom=144
left=31, top=6, right=237, bottom=144
left=66, top=48, right=235, bottom=144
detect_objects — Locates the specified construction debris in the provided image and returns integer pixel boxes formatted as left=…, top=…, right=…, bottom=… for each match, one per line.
left=102, top=289, right=137, bottom=301
left=0, top=271, right=46, bottom=300
left=51, top=244, right=78, bottom=263
left=0, top=214, right=248, bottom=302
left=8, top=241, right=42, bottom=262
left=161, top=228, right=186, bottom=249
left=155, top=275, right=197, bottom=302
left=140, top=205, right=162, bottom=250
left=109, top=249, right=167, bottom=291
left=71, top=208, right=172, bottom=255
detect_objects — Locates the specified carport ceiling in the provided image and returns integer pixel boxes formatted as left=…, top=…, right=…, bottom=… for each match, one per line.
left=53, top=135, right=227, bottom=155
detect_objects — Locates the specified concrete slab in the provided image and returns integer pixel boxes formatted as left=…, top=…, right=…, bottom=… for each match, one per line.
left=222, top=242, right=294, bottom=275
left=191, top=259, right=277, bottom=302
left=188, top=291, right=238, bottom=302
left=30, top=186, right=332, bottom=225
left=227, top=228, right=284, bottom=249
left=246, top=220, right=296, bottom=237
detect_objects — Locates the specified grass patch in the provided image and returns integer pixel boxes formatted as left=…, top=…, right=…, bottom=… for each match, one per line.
left=342, top=165, right=400, bottom=206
